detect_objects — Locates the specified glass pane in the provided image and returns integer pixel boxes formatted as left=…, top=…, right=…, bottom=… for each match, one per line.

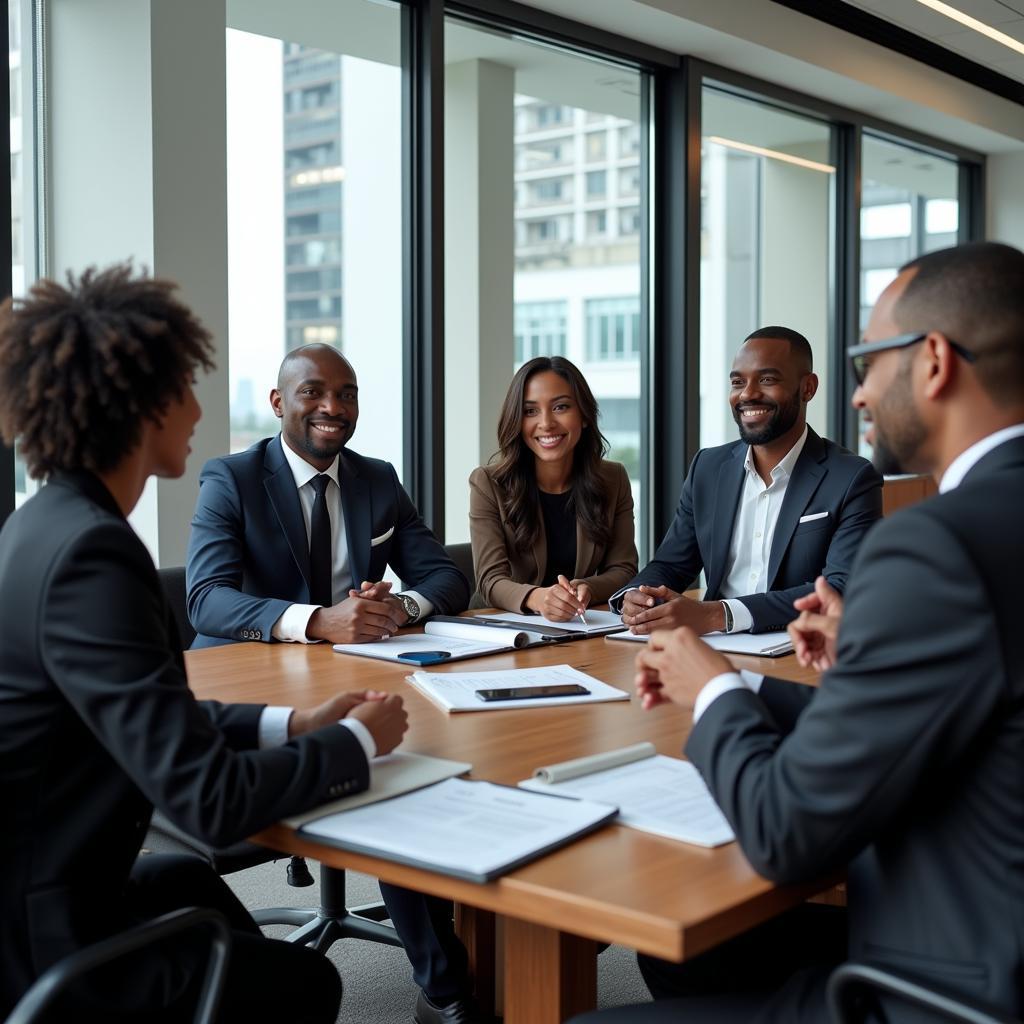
left=9, top=0, right=38, bottom=508
left=700, top=88, right=834, bottom=449
left=444, top=20, right=646, bottom=550
left=858, top=135, right=959, bottom=456
left=226, top=1, right=403, bottom=474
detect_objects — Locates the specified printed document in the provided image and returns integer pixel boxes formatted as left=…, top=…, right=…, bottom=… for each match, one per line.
left=609, top=629, right=793, bottom=657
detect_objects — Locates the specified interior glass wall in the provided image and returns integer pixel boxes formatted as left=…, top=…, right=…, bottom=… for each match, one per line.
left=442, top=18, right=646, bottom=550
left=226, top=0, right=404, bottom=474
left=700, top=87, right=835, bottom=450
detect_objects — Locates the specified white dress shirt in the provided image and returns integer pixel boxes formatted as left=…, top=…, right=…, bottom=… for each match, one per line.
left=271, top=437, right=432, bottom=642
left=692, top=424, right=1024, bottom=724
left=719, top=426, right=809, bottom=633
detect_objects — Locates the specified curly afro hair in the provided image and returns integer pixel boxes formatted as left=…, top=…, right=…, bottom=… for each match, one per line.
left=0, top=263, right=215, bottom=479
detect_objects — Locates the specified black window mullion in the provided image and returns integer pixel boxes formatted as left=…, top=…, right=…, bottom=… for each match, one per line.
left=1, top=3, right=14, bottom=527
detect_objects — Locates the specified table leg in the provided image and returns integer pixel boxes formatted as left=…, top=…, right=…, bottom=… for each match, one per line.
left=503, top=917, right=596, bottom=1024
left=455, top=903, right=496, bottom=1016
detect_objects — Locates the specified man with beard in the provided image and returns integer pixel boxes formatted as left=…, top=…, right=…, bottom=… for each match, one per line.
left=570, top=245, right=1024, bottom=1023
left=611, top=326, right=882, bottom=635
left=186, top=343, right=479, bottom=1024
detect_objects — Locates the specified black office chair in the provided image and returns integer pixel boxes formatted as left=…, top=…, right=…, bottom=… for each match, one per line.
left=445, top=542, right=475, bottom=594
left=828, top=963, right=1021, bottom=1024
left=5, top=907, right=231, bottom=1024
left=147, top=568, right=401, bottom=953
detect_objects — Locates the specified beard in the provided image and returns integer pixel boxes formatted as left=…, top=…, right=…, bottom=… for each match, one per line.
left=295, top=418, right=351, bottom=461
left=733, top=390, right=802, bottom=445
left=869, top=355, right=927, bottom=475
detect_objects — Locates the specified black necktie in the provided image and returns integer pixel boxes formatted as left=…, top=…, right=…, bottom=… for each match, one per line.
left=309, top=474, right=333, bottom=607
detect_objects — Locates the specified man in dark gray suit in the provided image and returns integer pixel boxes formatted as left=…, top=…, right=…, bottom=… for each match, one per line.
left=576, top=242, right=1024, bottom=1022
left=611, top=327, right=882, bottom=636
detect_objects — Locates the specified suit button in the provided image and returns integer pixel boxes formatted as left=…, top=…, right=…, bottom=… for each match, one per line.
left=254, top=631, right=262, bottom=640
left=241, top=630, right=249, bottom=639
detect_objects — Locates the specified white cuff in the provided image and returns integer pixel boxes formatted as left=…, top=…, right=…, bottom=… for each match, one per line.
left=258, top=706, right=294, bottom=748
left=692, top=670, right=762, bottom=724
left=609, top=586, right=640, bottom=613
left=339, top=717, right=377, bottom=761
left=271, top=603, right=320, bottom=643
left=724, top=599, right=753, bottom=633
left=399, top=590, right=433, bottom=622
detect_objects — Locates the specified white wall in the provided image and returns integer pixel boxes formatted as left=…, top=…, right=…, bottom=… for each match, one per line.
left=986, top=153, right=1024, bottom=251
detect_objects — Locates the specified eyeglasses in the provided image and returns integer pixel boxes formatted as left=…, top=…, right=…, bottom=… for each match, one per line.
left=846, top=332, right=977, bottom=387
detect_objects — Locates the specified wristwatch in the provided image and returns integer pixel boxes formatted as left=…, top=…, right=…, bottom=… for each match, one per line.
left=393, top=592, right=421, bottom=625
left=720, top=600, right=734, bottom=634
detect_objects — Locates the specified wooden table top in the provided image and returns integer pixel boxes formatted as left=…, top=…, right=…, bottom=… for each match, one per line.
left=185, top=630, right=828, bottom=962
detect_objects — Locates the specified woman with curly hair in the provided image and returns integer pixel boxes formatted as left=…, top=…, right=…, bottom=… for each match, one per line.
left=469, top=355, right=638, bottom=619
left=0, top=264, right=406, bottom=1022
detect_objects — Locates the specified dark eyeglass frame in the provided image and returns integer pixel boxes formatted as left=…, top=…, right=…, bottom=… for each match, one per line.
left=846, top=332, right=977, bottom=387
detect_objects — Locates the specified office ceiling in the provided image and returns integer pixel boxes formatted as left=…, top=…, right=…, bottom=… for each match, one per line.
left=839, top=0, right=1024, bottom=83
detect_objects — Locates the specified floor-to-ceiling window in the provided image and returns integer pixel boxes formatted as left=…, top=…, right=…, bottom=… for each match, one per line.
left=699, top=86, right=835, bottom=451
left=442, top=17, right=648, bottom=551
left=226, top=0, right=404, bottom=473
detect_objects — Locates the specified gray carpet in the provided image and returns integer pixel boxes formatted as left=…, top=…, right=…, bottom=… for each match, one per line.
left=225, top=859, right=652, bottom=1023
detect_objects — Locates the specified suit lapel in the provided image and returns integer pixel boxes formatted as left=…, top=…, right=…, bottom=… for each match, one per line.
left=705, top=447, right=746, bottom=596
left=339, top=453, right=370, bottom=587
left=263, top=436, right=312, bottom=589
left=767, top=429, right=826, bottom=587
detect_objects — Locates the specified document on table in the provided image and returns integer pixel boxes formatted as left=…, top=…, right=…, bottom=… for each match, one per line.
left=298, top=777, right=618, bottom=882
left=477, top=609, right=626, bottom=636
left=608, top=629, right=793, bottom=657
left=283, top=752, right=472, bottom=828
left=333, top=619, right=533, bottom=664
left=406, top=664, right=629, bottom=713
left=520, top=743, right=735, bottom=848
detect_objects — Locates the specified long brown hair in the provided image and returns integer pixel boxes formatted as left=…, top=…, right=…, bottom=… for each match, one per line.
left=490, top=356, right=610, bottom=554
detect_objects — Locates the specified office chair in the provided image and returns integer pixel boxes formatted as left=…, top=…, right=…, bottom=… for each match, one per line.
left=444, top=542, right=475, bottom=594
left=5, top=907, right=231, bottom=1024
left=147, top=568, right=401, bottom=953
left=828, top=963, right=1021, bottom=1024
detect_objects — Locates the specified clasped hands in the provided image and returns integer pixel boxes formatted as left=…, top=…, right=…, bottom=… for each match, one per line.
left=289, top=689, right=409, bottom=755
left=307, top=580, right=411, bottom=644
left=634, top=575, right=844, bottom=712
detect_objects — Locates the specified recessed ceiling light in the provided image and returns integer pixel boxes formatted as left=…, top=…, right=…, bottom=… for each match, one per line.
left=911, top=0, right=1024, bottom=57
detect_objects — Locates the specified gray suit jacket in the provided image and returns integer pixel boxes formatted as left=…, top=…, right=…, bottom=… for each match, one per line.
left=686, top=436, right=1024, bottom=1021
left=611, top=428, right=882, bottom=631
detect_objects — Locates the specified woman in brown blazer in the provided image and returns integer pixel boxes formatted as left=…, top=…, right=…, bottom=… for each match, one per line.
left=469, top=355, right=638, bottom=619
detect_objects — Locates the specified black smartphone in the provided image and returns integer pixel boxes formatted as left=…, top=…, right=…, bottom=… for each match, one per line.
left=474, top=683, right=590, bottom=701
left=396, top=650, right=452, bottom=666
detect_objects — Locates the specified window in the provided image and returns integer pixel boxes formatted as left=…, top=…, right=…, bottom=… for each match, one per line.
left=227, top=9, right=403, bottom=464
left=585, top=297, right=640, bottom=361
left=700, top=88, right=834, bottom=448
left=619, top=206, right=640, bottom=235
left=514, top=301, right=568, bottom=364
left=444, top=20, right=646, bottom=545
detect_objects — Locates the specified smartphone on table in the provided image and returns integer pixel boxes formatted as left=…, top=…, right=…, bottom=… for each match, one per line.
left=474, top=683, right=590, bottom=702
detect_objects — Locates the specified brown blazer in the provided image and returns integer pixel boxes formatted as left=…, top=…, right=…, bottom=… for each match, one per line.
left=468, top=460, right=638, bottom=612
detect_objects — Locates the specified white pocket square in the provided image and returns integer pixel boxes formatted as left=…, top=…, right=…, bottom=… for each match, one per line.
left=798, top=511, right=829, bottom=524
left=370, top=526, right=395, bottom=547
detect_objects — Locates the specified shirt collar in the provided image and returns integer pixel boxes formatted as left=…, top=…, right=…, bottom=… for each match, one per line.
left=279, top=434, right=340, bottom=490
left=743, top=424, right=809, bottom=484
left=939, top=423, right=1024, bottom=493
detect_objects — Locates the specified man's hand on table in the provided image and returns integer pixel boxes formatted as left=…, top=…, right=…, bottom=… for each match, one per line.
left=634, top=627, right=734, bottom=711
left=288, top=689, right=409, bottom=755
left=306, top=580, right=407, bottom=643
left=622, top=585, right=725, bottom=636
left=788, top=575, right=844, bottom=672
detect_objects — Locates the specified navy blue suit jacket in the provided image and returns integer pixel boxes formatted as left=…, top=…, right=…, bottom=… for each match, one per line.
left=187, top=436, right=469, bottom=647
left=611, top=428, right=882, bottom=632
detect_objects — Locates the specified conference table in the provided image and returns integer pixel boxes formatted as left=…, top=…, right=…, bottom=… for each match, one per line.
left=184, top=624, right=830, bottom=1023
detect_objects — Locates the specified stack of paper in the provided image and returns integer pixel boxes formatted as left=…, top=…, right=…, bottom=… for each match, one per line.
left=609, top=629, right=793, bottom=657
left=476, top=609, right=626, bottom=637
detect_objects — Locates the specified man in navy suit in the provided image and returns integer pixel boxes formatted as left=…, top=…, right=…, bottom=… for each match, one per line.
left=187, top=344, right=468, bottom=649
left=186, top=344, right=478, bottom=1024
left=610, top=327, right=882, bottom=635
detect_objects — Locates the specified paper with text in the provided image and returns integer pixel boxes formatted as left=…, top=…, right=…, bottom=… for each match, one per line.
left=478, top=609, right=626, bottom=635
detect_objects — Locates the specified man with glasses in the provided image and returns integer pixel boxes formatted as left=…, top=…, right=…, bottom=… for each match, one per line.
left=573, top=240, right=1024, bottom=1023
left=611, top=326, right=882, bottom=637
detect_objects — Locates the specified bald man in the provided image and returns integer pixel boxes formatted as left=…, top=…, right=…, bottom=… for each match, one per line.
left=187, top=344, right=467, bottom=648
left=185, top=344, right=478, bottom=1024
